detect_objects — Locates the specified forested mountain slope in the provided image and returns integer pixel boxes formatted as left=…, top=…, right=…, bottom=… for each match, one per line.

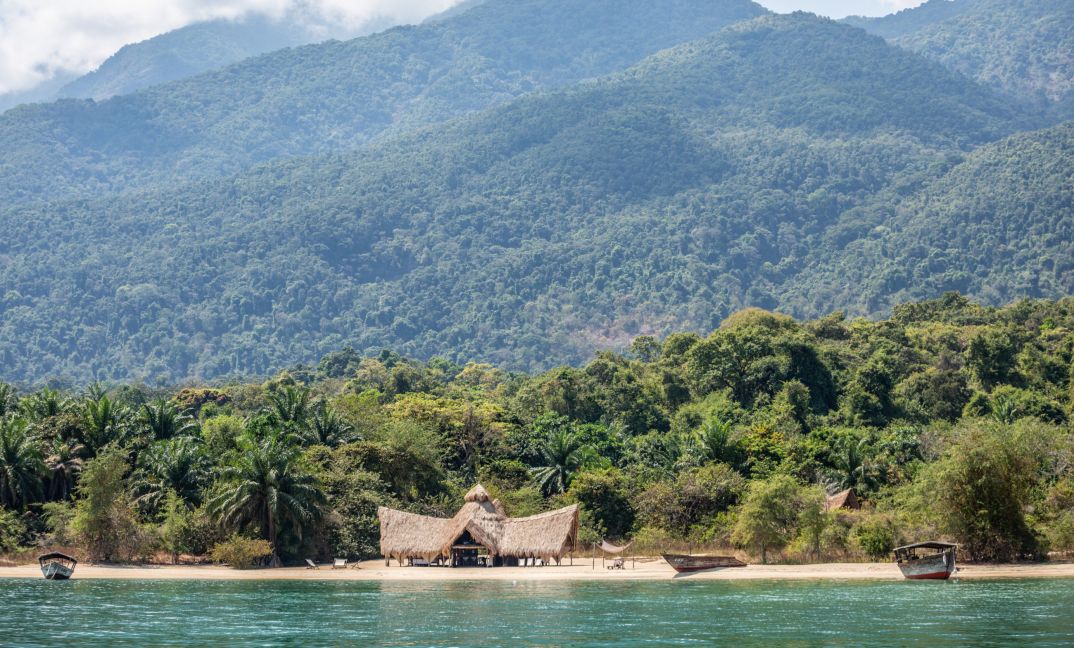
left=790, top=121, right=1074, bottom=314
left=53, top=17, right=328, bottom=103
left=0, top=0, right=767, bottom=205
left=843, top=0, right=972, bottom=39
left=848, top=0, right=1074, bottom=113
left=0, top=14, right=1031, bottom=384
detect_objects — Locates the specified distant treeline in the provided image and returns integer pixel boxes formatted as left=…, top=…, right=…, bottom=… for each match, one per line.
left=2, top=294, right=1073, bottom=565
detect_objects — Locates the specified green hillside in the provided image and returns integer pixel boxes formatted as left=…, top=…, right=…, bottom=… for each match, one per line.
left=0, top=14, right=1034, bottom=384
left=791, top=121, right=1074, bottom=314
left=849, top=0, right=1074, bottom=111
left=54, top=17, right=319, bottom=103
left=843, top=0, right=973, bottom=39
left=0, top=0, right=767, bottom=205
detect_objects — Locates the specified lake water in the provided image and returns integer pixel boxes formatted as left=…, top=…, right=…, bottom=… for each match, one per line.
left=2, top=578, right=1074, bottom=646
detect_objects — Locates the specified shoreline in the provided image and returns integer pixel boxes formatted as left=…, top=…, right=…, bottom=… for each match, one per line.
left=4, top=559, right=1074, bottom=582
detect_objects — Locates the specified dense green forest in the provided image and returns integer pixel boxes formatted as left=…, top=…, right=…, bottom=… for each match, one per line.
left=2, top=296, right=1073, bottom=567
left=5, top=13, right=1065, bottom=384
left=849, top=0, right=1074, bottom=115
left=0, top=0, right=766, bottom=204
left=782, top=121, right=1074, bottom=315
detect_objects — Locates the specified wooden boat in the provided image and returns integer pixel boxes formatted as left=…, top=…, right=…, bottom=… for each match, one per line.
left=662, top=553, right=746, bottom=573
left=893, top=542, right=956, bottom=580
left=38, top=552, right=77, bottom=580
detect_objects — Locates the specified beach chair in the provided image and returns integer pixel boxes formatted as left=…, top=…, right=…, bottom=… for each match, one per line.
left=305, top=559, right=318, bottom=570
left=333, top=558, right=348, bottom=569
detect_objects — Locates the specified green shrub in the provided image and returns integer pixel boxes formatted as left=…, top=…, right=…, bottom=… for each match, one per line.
left=854, top=516, right=896, bottom=560
left=0, top=508, right=27, bottom=553
left=210, top=534, right=273, bottom=569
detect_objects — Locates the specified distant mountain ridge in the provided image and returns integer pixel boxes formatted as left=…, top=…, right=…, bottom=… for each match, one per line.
left=54, top=17, right=317, bottom=103
left=0, top=0, right=768, bottom=205
left=843, top=0, right=972, bottom=39
left=0, top=11, right=387, bottom=114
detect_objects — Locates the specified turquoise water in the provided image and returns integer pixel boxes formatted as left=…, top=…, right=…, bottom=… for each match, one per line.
left=2, top=578, right=1074, bottom=646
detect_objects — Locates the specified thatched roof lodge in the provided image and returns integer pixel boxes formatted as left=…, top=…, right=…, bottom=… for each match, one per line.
left=378, top=485, right=579, bottom=566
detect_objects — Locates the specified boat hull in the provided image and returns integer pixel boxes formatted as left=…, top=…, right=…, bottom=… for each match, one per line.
left=663, top=554, right=746, bottom=573
left=41, top=563, right=74, bottom=580
left=897, top=549, right=955, bottom=580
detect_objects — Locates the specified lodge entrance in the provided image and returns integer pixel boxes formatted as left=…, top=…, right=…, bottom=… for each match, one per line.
left=450, top=531, right=495, bottom=567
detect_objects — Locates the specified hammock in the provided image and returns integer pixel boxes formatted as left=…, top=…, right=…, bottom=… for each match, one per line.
left=600, top=540, right=633, bottom=555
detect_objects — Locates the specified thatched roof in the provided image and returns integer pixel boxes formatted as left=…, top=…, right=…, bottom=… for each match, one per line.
left=377, top=507, right=454, bottom=561
left=378, top=485, right=579, bottom=562
left=465, top=484, right=492, bottom=503
left=825, top=488, right=860, bottom=511
left=499, top=505, right=579, bottom=559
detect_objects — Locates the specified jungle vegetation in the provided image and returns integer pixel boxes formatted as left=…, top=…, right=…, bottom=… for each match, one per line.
left=2, top=295, right=1073, bottom=565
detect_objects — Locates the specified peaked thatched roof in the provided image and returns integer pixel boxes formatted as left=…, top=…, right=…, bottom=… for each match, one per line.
left=378, top=485, right=579, bottom=563
left=825, top=488, right=860, bottom=511
left=499, top=505, right=579, bottom=558
left=465, top=484, right=492, bottom=503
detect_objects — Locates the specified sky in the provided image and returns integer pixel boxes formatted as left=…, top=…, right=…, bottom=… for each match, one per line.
left=0, top=0, right=927, bottom=96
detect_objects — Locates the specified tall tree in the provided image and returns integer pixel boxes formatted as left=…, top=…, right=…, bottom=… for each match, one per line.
left=0, top=418, right=44, bottom=509
left=306, top=400, right=355, bottom=447
left=0, top=384, right=18, bottom=418
left=44, top=438, right=85, bottom=501
left=133, top=437, right=212, bottom=512
left=267, top=386, right=312, bottom=433
left=19, top=387, right=67, bottom=422
left=731, top=474, right=803, bottom=564
left=208, top=432, right=323, bottom=561
left=80, top=394, right=130, bottom=456
left=139, top=399, right=198, bottom=441
left=532, top=429, right=594, bottom=496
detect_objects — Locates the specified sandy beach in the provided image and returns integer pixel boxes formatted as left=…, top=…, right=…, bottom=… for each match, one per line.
left=3, top=558, right=1073, bottom=582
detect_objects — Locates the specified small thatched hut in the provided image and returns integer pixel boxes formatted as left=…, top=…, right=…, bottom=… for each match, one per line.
left=378, top=484, right=579, bottom=567
left=825, top=488, right=861, bottom=511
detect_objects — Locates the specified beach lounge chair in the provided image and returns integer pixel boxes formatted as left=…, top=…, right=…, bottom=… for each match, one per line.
left=333, top=558, right=348, bottom=569
left=305, top=559, right=318, bottom=569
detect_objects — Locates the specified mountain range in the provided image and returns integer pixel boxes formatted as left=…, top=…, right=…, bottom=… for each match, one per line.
left=0, top=0, right=1070, bottom=385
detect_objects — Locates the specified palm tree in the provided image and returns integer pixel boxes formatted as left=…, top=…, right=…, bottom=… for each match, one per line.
left=133, top=437, right=212, bottom=512
left=0, top=417, right=45, bottom=509
left=139, top=399, right=198, bottom=441
left=696, top=417, right=736, bottom=464
left=832, top=436, right=875, bottom=491
left=532, top=429, right=592, bottom=495
left=44, top=438, right=85, bottom=501
left=0, top=383, right=17, bottom=418
left=20, top=387, right=67, bottom=421
left=80, top=394, right=130, bottom=456
left=207, top=433, right=323, bottom=561
left=267, top=386, right=312, bottom=432
left=305, top=400, right=355, bottom=447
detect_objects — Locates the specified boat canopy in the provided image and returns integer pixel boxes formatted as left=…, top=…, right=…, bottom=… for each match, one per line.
left=894, top=542, right=956, bottom=552
left=38, top=552, right=78, bottom=567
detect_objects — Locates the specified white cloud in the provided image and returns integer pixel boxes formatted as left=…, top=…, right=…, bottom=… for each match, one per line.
left=756, top=0, right=926, bottom=19
left=0, top=0, right=461, bottom=95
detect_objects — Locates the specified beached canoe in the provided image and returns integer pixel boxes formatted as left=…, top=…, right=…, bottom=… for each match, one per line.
left=894, top=542, right=956, bottom=580
left=662, top=554, right=747, bottom=573
left=38, top=552, right=77, bottom=580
